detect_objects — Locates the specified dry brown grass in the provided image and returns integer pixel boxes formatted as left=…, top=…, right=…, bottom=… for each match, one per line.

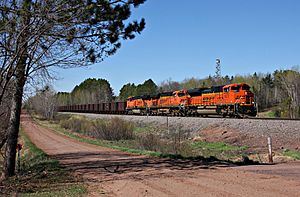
left=60, top=115, right=134, bottom=141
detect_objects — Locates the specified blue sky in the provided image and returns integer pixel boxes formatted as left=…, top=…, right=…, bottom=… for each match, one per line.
left=53, top=0, right=300, bottom=95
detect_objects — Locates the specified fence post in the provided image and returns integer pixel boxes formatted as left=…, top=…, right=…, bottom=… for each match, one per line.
left=167, top=116, right=169, bottom=134
left=267, top=137, right=273, bottom=163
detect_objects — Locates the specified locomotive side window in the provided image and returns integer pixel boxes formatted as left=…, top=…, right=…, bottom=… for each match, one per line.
left=178, top=92, right=186, bottom=97
left=224, top=87, right=230, bottom=92
left=231, top=86, right=240, bottom=92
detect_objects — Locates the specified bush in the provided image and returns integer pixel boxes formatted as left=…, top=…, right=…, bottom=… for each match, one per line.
left=138, top=132, right=162, bottom=152
left=60, top=116, right=92, bottom=134
left=91, top=117, right=134, bottom=140
left=60, top=116, right=135, bottom=141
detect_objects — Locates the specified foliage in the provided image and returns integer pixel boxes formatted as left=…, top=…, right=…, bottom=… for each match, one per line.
left=73, top=78, right=113, bottom=104
left=56, top=92, right=72, bottom=106
left=60, top=115, right=93, bottom=133
left=26, top=85, right=57, bottom=120
left=118, top=83, right=137, bottom=101
left=92, top=117, right=134, bottom=140
left=273, top=69, right=300, bottom=118
left=57, top=78, right=114, bottom=105
left=191, top=141, right=247, bottom=159
left=60, top=115, right=134, bottom=141
left=118, top=79, right=158, bottom=101
left=136, top=79, right=158, bottom=95
left=282, top=149, right=300, bottom=160
left=138, top=132, right=162, bottom=152
left=158, top=78, right=181, bottom=92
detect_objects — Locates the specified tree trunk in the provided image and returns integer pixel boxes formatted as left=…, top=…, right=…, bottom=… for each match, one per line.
left=1, top=0, right=30, bottom=180
left=1, top=62, right=26, bottom=179
left=0, top=136, right=7, bottom=150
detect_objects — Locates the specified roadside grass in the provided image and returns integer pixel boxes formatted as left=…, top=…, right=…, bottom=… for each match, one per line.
left=282, top=149, right=300, bottom=160
left=258, top=110, right=276, bottom=118
left=36, top=118, right=162, bottom=157
left=35, top=114, right=249, bottom=162
left=0, top=130, right=86, bottom=197
left=191, top=141, right=248, bottom=159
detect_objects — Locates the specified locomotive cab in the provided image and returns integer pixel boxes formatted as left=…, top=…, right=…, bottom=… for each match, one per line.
left=223, top=83, right=257, bottom=116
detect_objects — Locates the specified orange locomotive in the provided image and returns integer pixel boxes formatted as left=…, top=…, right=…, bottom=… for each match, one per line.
left=126, top=83, right=257, bottom=117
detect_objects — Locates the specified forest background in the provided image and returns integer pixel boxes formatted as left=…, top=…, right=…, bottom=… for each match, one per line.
left=26, top=67, right=300, bottom=120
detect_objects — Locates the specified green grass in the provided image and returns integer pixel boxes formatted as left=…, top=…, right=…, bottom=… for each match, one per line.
left=191, top=141, right=248, bottom=159
left=0, top=130, right=87, bottom=197
left=192, top=141, right=247, bottom=151
left=283, top=149, right=300, bottom=160
left=20, top=185, right=87, bottom=197
left=258, top=110, right=276, bottom=118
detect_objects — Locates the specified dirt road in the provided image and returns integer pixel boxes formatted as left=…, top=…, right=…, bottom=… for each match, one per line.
left=21, top=114, right=300, bottom=197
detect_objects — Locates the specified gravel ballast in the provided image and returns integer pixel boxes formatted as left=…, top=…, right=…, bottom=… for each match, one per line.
left=60, top=112, right=300, bottom=151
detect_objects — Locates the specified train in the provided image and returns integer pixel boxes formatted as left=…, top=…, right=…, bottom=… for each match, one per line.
left=58, top=83, right=257, bottom=118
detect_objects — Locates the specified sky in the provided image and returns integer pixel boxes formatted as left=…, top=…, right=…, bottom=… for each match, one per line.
left=53, top=0, right=300, bottom=95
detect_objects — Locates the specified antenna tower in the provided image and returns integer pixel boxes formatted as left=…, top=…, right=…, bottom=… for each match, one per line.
left=215, top=58, right=221, bottom=80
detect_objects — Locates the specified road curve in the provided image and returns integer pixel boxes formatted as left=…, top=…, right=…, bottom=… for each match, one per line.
left=21, top=114, right=300, bottom=197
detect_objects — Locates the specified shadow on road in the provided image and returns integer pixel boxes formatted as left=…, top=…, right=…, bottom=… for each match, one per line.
left=51, top=151, right=260, bottom=183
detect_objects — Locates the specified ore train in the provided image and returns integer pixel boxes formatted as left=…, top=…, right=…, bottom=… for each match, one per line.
left=58, top=83, right=257, bottom=118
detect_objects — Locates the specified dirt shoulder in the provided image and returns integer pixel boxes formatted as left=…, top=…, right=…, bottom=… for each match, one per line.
left=21, top=114, right=300, bottom=197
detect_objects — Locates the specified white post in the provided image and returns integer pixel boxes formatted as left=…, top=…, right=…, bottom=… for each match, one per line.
left=256, top=102, right=259, bottom=117
left=267, top=137, right=273, bottom=163
left=167, top=116, right=169, bottom=134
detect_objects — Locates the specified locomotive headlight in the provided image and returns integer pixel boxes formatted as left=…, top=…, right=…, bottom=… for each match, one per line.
left=245, top=92, right=247, bottom=95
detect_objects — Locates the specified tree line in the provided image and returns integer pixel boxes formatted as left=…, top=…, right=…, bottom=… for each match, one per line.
left=55, top=78, right=158, bottom=105
left=53, top=67, right=300, bottom=119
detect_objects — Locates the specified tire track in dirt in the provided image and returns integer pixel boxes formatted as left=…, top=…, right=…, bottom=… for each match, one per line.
left=21, top=114, right=300, bottom=197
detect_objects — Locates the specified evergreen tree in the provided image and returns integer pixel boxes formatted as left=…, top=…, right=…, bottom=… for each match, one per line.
left=119, top=83, right=137, bottom=101
left=136, top=79, right=157, bottom=95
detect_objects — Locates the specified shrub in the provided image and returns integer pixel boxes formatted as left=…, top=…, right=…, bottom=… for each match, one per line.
left=138, top=132, right=162, bottom=152
left=91, top=117, right=134, bottom=141
left=60, top=116, right=92, bottom=133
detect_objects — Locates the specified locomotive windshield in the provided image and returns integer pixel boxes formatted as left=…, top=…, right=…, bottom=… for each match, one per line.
left=231, top=85, right=240, bottom=92
left=241, top=84, right=250, bottom=90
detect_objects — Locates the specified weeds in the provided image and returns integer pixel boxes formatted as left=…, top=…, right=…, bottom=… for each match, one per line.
left=48, top=114, right=249, bottom=161
left=191, top=141, right=247, bottom=159
left=92, top=117, right=134, bottom=140
left=0, top=130, right=86, bottom=196
left=59, top=115, right=134, bottom=141
left=138, top=132, right=162, bottom=152
left=282, top=149, right=300, bottom=160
